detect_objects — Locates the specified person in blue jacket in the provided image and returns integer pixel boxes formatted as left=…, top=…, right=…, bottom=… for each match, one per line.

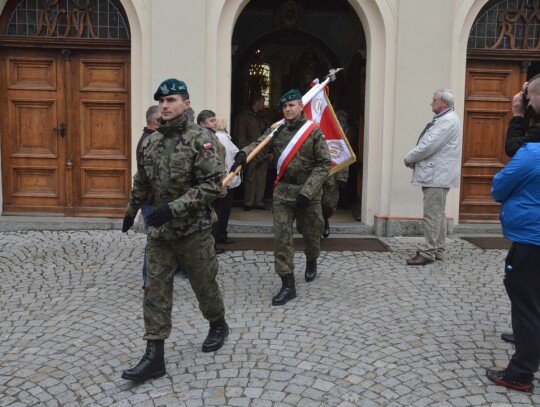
left=487, top=76, right=540, bottom=393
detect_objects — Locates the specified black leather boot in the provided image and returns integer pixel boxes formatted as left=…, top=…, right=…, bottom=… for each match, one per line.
left=322, top=219, right=330, bottom=238
left=272, top=274, right=297, bottom=306
left=305, top=260, right=317, bottom=282
left=121, top=340, right=166, bottom=382
left=202, top=320, right=229, bottom=352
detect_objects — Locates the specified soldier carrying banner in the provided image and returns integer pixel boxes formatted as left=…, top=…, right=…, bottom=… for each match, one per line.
left=230, top=89, right=332, bottom=306
left=228, top=69, right=354, bottom=306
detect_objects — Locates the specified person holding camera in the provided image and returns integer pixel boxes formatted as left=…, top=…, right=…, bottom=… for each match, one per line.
left=505, top=75, right=540, bottom=158
left=487, top=75, right=540, bottom=393
left=499, top=76, right=540, bottom=345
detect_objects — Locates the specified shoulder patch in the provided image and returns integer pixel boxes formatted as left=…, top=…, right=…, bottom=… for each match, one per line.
left=203, top=143, right=214, bottom=150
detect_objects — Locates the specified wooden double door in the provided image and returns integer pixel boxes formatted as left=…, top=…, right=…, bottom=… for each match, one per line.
left=0, top=47, right=130, bottom=217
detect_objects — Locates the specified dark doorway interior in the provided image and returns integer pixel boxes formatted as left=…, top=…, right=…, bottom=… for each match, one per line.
left=230, top=0, right=366, bottom=216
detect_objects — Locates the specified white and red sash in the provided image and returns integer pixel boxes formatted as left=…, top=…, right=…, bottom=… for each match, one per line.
left=274, top=120, right=317, bottom=187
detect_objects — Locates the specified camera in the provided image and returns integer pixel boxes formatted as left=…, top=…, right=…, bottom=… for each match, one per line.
left=523, top=88, right=530, bottom=108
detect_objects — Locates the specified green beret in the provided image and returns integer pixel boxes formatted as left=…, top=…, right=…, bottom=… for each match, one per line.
left=278, top=89, right=302, bottom=108
left=153, top=78, right=188, bottom=101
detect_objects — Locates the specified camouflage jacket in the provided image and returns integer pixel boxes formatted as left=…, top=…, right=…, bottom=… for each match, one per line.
left=203, top=127, right=227, bottom=197
left=234, top=108, right=270, bottom=149
left=242, top=112, right=331, bottom=201
left=125, top=113, right=223, bottom=240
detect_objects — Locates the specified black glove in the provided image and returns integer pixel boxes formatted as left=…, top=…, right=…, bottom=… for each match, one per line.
left=230, top=151, right=247, bottom=173
left=146, top=204, right=174, bottom=227
left=296, top=194, right=310, bottom=210
left=122, top=215, right=135, bottom=233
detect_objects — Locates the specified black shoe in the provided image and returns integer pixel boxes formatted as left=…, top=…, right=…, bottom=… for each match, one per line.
left=305, top=260, right=317, bottom=282
left=322, top=220, right=330, bottom=238
left=215, top=246, right=225, bottom=255
left=272, top=275, right=296, bottom=306
left=486, top=369, right=534, bottom=393
left=253, top=205, right=268, bottom=210
left=121, top=340, right=166, bottom=382
left=243, top=206, right=253, bottom=211
left=501, top=333, right=515, bottom=343
left=202, top=322, right=229, bottom=352
left=217, top=238, right=235, bottom=244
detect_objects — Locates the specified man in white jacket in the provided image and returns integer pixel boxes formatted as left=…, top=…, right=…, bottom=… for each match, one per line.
left=404, top=89, right=462, bottom=266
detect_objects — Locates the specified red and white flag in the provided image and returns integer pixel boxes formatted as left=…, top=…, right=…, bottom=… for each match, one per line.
left=303, top=80, right=356, bottom=175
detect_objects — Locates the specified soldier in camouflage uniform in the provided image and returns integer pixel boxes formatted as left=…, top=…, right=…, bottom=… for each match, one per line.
left=231, top=89, right=332, bottom=306
left=321, top=110, right=351, bottom=238
left=121, top=79, right=229, bottom=383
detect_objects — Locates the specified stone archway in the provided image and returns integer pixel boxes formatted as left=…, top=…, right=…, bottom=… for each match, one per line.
left=230, top=0, right=366, bottom=213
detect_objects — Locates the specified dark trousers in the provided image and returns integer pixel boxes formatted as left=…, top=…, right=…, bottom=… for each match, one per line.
left=215, top=191, right=233, bottom=242
left=504, top=242, right=540, bottom=381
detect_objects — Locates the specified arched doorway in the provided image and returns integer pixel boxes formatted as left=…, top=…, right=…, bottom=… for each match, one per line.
left=230, top=0, right=366, bottom=215
left=461, top=0, right=540, bottom=222
left=0, top=0, right=131, bottom=217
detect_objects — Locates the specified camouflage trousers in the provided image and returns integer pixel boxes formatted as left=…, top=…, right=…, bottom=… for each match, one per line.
left=143, top=229, right=225, bottom=340
left=273, top=197, right=324, bottom=278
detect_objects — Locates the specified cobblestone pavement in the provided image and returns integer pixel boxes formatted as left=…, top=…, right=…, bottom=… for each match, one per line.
left=1, top=230, right=538, bottom=407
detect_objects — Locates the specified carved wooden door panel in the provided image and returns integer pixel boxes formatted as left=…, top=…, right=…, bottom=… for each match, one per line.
left=69, top=50, right=130, bottom=217
left=0, top=48, right=68, bottom=214
left=0, top=48, right=130, bottom=216
left=460, top=59, right=524, bottom=222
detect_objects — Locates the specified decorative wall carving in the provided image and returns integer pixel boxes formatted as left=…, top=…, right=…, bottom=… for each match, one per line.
left=492, top=0, right=540, bottom=49
left=469, top=0, right=540, bottom=50
left=5, top=0, right=129, bottom=39
left=273, top=0, right=303, bottom=30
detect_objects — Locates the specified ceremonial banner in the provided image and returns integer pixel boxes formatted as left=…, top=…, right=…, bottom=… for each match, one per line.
left=223, top=68, right=346, bottom=187
left=303, top=80, right=356, bottom=175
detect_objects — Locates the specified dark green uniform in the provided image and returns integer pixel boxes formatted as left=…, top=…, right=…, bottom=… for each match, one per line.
left=321, top=166, right=349, bottom=220
left=242, top=112, right=332, bottom=277
left=126, top=112, right=225, bottom=340
left=234, top=108, right=270, bottom=208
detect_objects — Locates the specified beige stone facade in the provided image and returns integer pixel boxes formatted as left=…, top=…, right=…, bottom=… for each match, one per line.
left=0, top=0, right=533, bottom=230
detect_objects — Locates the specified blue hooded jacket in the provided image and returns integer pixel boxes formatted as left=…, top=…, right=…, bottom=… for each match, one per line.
left=492, top=143, right=540, bottom=246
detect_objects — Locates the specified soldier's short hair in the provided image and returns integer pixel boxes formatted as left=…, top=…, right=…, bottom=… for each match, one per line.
left=197, top=110, right=216, bottom=125
left=145, top=105, right=160, bottom=125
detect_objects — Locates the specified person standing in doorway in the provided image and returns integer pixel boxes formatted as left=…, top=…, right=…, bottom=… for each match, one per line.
left=403, top=89, right=462, bottom=266
left=234, top=94, right=270, bottom=211
left=320, top=110, right=351, bottom=238
left=121, top=79, right=229, bottom=382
